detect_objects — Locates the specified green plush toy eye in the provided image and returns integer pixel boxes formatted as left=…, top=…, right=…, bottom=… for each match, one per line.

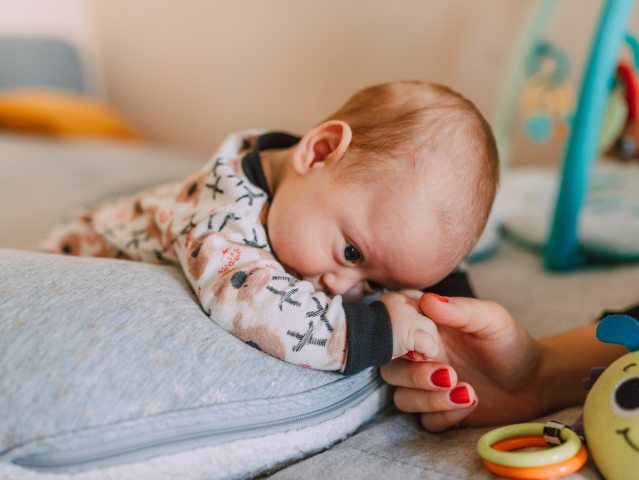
left=583, top=315, right=639, bottom=479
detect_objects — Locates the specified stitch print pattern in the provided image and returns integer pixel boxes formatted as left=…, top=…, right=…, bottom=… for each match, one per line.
left=39, top=130, right=349, bottom=372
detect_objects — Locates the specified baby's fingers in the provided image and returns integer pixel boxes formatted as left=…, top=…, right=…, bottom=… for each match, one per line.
left=403, top=351, right=427, bottom=362
left=413, top=329, right=439, bottom=358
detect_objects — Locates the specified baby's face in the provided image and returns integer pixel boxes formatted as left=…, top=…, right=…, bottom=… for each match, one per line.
left=266, top=164, right=457, bottom=300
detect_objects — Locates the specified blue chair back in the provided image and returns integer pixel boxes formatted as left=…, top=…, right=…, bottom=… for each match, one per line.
left=0, top=36, right=88, bottom=93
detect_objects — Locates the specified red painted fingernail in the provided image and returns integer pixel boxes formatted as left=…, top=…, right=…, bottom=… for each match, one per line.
left=430, top=368, right=451, bottom=388
left=406, top=351, right=416, bottom=360
left=428, top=293, right=449, bottom=303
left=450, top=386, right=470, bottom=404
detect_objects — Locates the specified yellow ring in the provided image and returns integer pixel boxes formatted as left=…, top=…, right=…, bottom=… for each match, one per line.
left=476, top=423, right=581, bottom=467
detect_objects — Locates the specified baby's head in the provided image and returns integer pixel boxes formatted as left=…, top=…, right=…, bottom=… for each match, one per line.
left=266, top=80, right=498, bottom=299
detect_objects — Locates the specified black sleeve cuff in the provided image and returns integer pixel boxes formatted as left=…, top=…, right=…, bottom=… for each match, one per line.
left=342, top=300, right=393, bottom=375
left=422, top=270, right=477, bottom=298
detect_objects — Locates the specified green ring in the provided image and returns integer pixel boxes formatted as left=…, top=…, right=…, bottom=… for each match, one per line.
left=476, top=422, right=582, bottom=468
left=599, top=85, right=628, bottom=152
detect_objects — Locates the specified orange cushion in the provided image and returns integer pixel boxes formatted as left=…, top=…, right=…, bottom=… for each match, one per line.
left=0, top=89, right=143, bottom=140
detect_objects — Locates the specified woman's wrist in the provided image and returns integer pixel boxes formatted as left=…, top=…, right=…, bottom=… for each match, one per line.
left=535, top=323, right=627, bottom=415
left=535, top=338, right=577, bottom=415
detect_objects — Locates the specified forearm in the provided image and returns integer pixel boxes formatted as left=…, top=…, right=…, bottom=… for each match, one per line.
left=537, top=323, right=627, bottom=413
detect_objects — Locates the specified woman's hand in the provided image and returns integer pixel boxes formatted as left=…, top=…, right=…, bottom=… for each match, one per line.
left=380, top=293, right=544, bottom=432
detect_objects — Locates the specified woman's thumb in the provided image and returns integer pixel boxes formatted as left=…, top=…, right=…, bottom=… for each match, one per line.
left=419, top=292, right=499, bottom=334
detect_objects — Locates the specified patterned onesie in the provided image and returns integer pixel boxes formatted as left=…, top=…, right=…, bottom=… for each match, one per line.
left=41, top=130, right=393, bottom=374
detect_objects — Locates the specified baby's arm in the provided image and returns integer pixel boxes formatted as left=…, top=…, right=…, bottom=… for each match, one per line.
left=172, top=214, right=441, bottom=373
left=39, top=208, right=125, bottom=258
left=174, top=228, right=343, bottom=370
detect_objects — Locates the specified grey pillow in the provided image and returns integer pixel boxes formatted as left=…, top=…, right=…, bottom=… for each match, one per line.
left=0, top=249, right=389, bottom=479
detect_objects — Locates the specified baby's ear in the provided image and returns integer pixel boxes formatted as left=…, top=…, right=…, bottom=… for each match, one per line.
left=292, top=120, right=352, bottom=175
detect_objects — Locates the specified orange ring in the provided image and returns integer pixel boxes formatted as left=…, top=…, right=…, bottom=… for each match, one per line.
left=493, top=435, right=549, bottom=451
left=483, top=440, right=587, bottom=479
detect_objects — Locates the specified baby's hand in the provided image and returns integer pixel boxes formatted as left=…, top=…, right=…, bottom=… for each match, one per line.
left=379, top=290, right=440, bottom=360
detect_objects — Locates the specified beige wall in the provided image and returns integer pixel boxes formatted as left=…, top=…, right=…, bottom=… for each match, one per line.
left=91, top=0, right=531, bottom=154
left=4, top=0, right=639, bottom=164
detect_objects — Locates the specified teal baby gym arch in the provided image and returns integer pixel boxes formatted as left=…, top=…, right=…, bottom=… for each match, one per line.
left=546, top=0, right=637, bottom=269
left=494, top=0, right=639, bottom=271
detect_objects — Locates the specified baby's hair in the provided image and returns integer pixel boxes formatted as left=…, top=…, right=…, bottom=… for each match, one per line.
left=324, top=80, right=499, bottom=264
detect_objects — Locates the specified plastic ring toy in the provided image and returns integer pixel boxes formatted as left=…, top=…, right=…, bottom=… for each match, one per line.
left=616, top=61, right=638, bottom=122
left=483, top=442, right=588, bottom=479
left=494, top=435, right=548, bottom=450
left=600, top=84, right=628, bottom=152
left=476, top=422, right=581, bottom=467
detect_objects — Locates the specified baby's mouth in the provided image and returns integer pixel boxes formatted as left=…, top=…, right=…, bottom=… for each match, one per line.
left=617, top=427, right=639, bottom=453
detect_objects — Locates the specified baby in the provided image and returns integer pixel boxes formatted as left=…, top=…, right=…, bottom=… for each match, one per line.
left=41, top=80, right=499, bottom=375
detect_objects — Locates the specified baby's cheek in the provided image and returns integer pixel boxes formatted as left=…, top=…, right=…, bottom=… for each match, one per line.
left=276, top=243, right=323, bottom=280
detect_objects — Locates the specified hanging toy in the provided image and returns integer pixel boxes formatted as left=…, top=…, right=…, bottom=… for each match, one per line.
left=607, top=60, right=639, bottom=159
left=520, top=41, right=576, bottom=143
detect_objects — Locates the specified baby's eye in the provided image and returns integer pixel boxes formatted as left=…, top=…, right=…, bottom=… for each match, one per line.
left=344, top=241, right=362, bottom=263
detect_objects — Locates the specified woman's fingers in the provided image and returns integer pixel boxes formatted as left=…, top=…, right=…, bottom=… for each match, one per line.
left=380, top=359, right=478, bottom=432
left=380, top=359, right=457, bottom=390
left=420, top=400, right=479, bottom=432
left=419, top=292, right=510, bottom=336
left=393, top=381, right=476, bottom=413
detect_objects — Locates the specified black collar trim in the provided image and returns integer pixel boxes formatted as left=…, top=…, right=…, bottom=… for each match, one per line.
left=241, top=132, right=301, bottom=200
